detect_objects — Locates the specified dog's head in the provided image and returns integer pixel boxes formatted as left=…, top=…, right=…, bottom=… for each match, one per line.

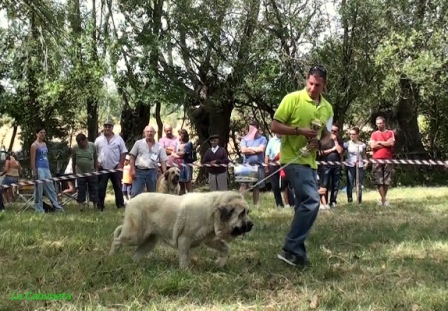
left=164, top=167, right=180, bottom=185
left=215, top=192, right=253, bottom=238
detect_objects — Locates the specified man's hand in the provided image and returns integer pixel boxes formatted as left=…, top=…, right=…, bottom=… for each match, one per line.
left=298, top=128, right=318, bottom=139
left=130, top=168, right=136, bottom=179
left=264, top=165, right=270, bottom=174
left=371, top=141, right=383, bottom=149
left=210, top=160, right=217, bottom=164
left=309, top=138, right=320, bottom=150
left=330, top=133, right=337, bottom=141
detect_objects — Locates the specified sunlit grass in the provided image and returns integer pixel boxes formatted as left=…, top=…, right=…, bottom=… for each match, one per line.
left=1, top=187, right=448, bottom=310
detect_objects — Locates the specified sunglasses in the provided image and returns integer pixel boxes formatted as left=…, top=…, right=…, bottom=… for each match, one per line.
left=308, top=65, right=327, bottom=78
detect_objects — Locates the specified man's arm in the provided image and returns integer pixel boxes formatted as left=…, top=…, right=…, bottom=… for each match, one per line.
left=335, top=137, right=344, bottom=154
left=379, top=132, right=395, bottom=147
left=250, top=144, right=266, bottom=153
left=93, top=145, right=98, bottom=171
left=118, top=139, right=128, bottom=168
left=159, top=146, right=168, bottom=173
left=129, top=142, right=139, bottom=177
left=240, top=138, right=256, bottom=155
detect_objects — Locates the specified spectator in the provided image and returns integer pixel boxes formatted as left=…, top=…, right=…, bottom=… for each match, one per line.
left=318, top=123, right=344, bottom=208
left=202, top=134, right=229, bottom=191
left=30, top=127, right=64, bottom=213
left=239, top=120, right=267, bottom=207
left=95, top=119, right=127, bottom=211
left=129, top=125, right=167, bottom=196
left=171, top=129, right=194, bottom=194
left=265, top=134, right=288, bottom=208
left=159, top=124, right=178, bottom=167
left=369, top=116, right=395, bottom=206
left=344, top=127, right=369, bottom=204
left=72, top=133, right=99, bottom=211
left=1, top=152, right=21, bottom=205
left=121, top=154, right=133, bottom=202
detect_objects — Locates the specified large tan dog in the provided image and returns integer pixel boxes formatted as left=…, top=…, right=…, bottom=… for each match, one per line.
left=109, top=191, right=253, bottom=270
left=156, top=167, right=181, bottom=195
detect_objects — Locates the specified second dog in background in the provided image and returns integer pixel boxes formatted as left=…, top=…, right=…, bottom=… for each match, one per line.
left=156, top=167, right=181, bottom=195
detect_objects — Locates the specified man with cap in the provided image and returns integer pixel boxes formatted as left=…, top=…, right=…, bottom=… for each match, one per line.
left=94, top=118, right=128, bottom=211
left=201, top=134, right=230, bottom=191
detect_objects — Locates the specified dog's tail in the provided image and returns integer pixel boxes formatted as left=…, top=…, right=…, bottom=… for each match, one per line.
left=113, top=225, right=123, bottom=239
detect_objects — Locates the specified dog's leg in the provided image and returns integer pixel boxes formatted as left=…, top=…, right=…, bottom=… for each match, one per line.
left=177, top=237, right=191, bottom=270
left=132, top=235, right=158, bottom=262
left=109, top=226, right=123, bottom=256
left=205, top=239, right=230, bottom=268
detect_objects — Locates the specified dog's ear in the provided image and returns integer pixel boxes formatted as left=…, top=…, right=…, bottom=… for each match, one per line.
left=164, top=170, right=169, bottom=179
left=219, top=205, right=235, bottom=222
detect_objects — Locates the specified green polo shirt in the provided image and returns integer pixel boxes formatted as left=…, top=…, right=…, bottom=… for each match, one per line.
left=273, top=89, right=334, bottom=169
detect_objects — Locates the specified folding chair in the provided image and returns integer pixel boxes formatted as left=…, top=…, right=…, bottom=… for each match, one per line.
left=16, top=182, right=35, bottom=214
left=55, top=175, right=90, bottom=208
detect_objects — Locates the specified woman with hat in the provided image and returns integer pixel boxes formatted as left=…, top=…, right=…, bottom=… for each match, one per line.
left=201, top=134, right=230, bottom=191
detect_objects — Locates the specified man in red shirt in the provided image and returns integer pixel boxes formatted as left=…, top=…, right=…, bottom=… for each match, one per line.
left=369, top=116, right=395, bottom=206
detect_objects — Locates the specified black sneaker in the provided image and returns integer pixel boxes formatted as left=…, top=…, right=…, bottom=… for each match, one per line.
left=277, top=250, right=309, bottom=267
left=97, top=204, right=105, bottom=212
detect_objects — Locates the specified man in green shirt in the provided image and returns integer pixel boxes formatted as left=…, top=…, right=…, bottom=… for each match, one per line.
left=271, top=65, right=334, bottom=268
left=72, top=133, right=99, bottom=211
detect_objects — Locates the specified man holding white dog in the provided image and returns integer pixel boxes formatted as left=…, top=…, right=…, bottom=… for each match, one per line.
left=271, top=65, right=334, bottom=268
left=129, top=125, right=167, bottom=197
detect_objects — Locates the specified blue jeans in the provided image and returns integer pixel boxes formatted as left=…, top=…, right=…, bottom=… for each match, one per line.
left=131, top=169, right=157, bottom=197
left=283, top=164, right=320, bottom=261
left=346, top=166, right=364, bottom=203
left=34, top=168, right=63, bottom=213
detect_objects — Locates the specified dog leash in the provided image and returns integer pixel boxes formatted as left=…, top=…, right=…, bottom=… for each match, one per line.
left=241, top=155, right=300, bottom=194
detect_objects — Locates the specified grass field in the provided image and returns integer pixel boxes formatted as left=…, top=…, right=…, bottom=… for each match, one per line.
left=1, top=186, right=448, bottom=311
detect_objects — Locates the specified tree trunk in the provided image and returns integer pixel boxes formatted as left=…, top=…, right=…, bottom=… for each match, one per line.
left=393, top=77, right=426, bottom=154
left=8, top=123, right=18, bottom=152
left=23, top=11, right=41, bottom=153
left=87, top=0, right=99, bottom=142
left=87, top=97, right=99, bottom=142
left=189, top=100, right=233, bottom=184
left=119, top=98, right=150, bottom=146
left=155, top=101, right=163, bottom=140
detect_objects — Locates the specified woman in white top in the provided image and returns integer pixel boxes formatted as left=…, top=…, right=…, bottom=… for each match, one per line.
left=343, top=127, right=369, bottom=203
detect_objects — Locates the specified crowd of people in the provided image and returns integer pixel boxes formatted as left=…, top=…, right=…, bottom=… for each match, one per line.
left=0, top=114, right=395, bottom=216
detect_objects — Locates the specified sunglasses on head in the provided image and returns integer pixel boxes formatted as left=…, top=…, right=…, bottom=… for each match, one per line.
left=308, top=65, right=327, bottom=78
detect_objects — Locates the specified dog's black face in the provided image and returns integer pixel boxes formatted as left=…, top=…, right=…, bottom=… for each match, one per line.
left=171, top=173, right=179, bottom=184
left=231, top=220, right=254, bottom=236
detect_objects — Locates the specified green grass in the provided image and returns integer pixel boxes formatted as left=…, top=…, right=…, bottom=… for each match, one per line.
left=1, top=187, right=448, bottom=310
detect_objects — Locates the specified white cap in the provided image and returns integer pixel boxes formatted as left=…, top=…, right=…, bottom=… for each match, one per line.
left=125, top=155, right=130, bottom=161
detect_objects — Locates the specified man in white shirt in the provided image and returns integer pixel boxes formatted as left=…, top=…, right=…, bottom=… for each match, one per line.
left=129, top=125, right=167, bottom=197
left=94, top=119, right=128, bottom=211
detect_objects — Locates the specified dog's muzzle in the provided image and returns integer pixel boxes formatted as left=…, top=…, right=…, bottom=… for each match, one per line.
left=172, top=175, right=179, bottom=184
left=231, top=220, right=253, bottom=236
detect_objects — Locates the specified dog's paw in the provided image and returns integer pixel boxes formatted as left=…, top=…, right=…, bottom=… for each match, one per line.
left=215, top=256, right=228, bottom=268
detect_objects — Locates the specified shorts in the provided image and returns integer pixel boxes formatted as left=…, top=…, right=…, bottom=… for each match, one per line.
left=372, top=163, right=393, bottom=186
left=241, top=167, right=265, bottom=189
left=122, top=183, right=132, bottom=193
